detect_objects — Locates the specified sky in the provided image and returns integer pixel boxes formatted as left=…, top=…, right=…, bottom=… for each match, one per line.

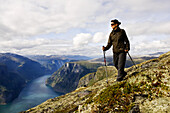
left=0, top=0, right=170, bottom=57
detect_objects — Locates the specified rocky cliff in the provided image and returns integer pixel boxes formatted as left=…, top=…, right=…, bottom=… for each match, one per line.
left=46, top=61, right=102, bottom=93
left=22, top=51, right=170, bottom=113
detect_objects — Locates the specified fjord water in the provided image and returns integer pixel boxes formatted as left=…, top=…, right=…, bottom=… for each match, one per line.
left=0, top=75, right=61, bottom=113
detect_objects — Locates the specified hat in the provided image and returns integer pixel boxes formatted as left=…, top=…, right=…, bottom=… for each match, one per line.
left=111, top=19, right=121, bottom=25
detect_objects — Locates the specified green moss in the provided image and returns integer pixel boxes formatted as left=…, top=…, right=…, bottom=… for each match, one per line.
left=92, top=69, right=169, bottom=112
left=85, top=91, right=97, bottom=104
left=93, top=81, right=134, bottom=112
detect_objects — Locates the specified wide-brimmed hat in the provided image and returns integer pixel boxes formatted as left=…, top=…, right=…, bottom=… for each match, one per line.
left=111, top=19, right=121, bottom=25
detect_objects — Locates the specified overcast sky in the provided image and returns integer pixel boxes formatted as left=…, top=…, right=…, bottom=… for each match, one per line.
left=0, top=0, right=170, bottom=57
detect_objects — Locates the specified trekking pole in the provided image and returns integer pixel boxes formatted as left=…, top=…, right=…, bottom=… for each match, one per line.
left=127, top=52, right=137, bottom=69
left=103, top=49, right=108, bottom=84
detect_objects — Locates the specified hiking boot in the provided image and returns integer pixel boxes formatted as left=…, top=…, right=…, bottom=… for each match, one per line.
left=116, top=77, right=123, bottom=82
left=123, top=71, right=127, bottom=77
left=116, top=72, right=127, bottom=82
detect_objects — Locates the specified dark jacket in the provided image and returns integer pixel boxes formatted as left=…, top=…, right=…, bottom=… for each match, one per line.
left=104, top=27, right=130, bottom=53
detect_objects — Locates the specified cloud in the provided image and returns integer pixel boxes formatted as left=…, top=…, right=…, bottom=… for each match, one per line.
left=129, top=37, right=170, bottom=55
left=73, top=33, right=92, bottom=47
left=0, top=0, right=170, bottom=56
left=92, top=32, right=107, bottom=43
left=71, top=32, right=109, bottom=56
left=0, top=38, right=71, bottom=55
left=0, top=0, right=102, bottom=39
left=73, top=32, right=108, bottom=47
left=136, top=39, right=170, bottom=51
left=0, top=38, right=49, bottom=50
left=126, top=21, right=170, bottom=37
left=0, top=0, right=170, bottom=39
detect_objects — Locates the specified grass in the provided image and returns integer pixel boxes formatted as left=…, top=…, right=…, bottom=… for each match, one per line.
left=83, top=68, right=169, bottom=113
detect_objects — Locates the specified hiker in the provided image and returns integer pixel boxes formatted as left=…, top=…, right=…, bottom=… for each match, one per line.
left=102, top=19, right=130, bottom=81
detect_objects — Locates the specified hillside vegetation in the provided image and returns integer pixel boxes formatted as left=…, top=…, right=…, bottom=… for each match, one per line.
left=22, top=51, right=170, bottom=113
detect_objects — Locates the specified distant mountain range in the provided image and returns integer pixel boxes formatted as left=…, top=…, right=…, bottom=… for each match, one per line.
left=148, top=52, right=165, bottom=56
left=89, top=55, right=157, bottom=68
left=27, top=55, right=92, bottom=74
left=27, top=55, right=92, bottom=61
left=27, top=55, right=69, bottom=74
left=0, top=53, right=47, bottom=80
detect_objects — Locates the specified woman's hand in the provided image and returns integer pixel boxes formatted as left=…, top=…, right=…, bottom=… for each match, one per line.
left=102, top=46, right=105, bottom=51
left=124, top=50, right=129, bottom=52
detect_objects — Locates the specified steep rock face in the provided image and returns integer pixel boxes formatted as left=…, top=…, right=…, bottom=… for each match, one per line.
left=23, top=51, right=170, bottom=113
left=0, top=53, right=47, bottom=104
left=77, top=73, right=96, bottom=88
left=46, top=61, right=102, bottom=93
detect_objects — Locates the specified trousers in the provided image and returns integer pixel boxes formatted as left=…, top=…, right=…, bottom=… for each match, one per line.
left=113, top=52, right=127, bottom=79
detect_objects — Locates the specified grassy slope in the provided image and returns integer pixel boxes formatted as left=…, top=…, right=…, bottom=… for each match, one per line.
left=22, top=51, right=170, bottom=113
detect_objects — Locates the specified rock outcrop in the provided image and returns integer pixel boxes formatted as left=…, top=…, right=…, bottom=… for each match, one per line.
left=22, top=51, right=170, bottom=113
left=78, top=66, right=117, bottom=88
left=46, top=61, right=102, bottom=93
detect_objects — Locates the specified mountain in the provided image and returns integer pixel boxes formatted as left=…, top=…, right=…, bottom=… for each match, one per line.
left=27, top=55, right=70, bottom=74
left=149, top=52, right=165, bottom=56
left=60, top=55, right=92, bottom=60
left=0, top=53, right=47, bottom=80
left=27, top=55, right=92, bottom=74
left=0, top=64, right=25, bottom=104
left=46, top=61, right=102, bottom=93
left=23, top=51, right=170, bottom=113
left=0, top=53, right=46, bottom=104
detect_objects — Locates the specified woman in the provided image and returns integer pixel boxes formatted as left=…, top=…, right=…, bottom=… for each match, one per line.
left=102, top=19, right=130, bottom=81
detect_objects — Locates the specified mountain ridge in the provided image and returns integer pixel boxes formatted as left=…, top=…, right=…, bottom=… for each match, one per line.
left=23, top=51, right=170, bottom=112
left=0, top=53, right=47, bottom=104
